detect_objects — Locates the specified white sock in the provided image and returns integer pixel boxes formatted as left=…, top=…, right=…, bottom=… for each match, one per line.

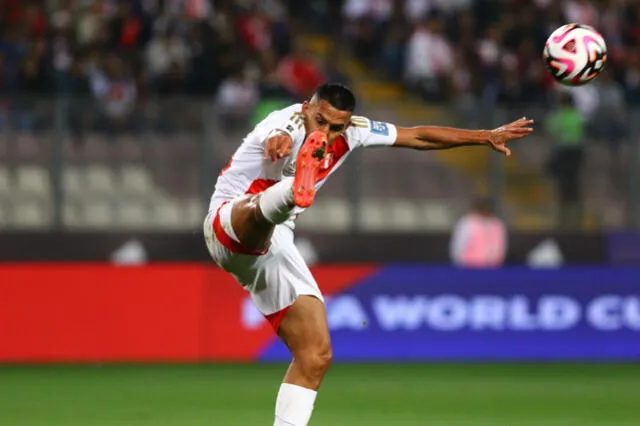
left=259, top=177, right=295, bottom=224
left=273, top=383, right=317, bottom=426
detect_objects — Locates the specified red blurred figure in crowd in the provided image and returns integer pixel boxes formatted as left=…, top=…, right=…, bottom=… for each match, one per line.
left=277, top=42, right=326, bottom=100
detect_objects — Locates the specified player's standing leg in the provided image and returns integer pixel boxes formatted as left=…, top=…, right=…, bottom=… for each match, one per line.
left=272, top=296, right=331, bottom=426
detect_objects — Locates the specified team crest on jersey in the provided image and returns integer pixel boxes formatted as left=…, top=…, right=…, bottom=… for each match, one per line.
left=370, top=120, right=389, bottom=136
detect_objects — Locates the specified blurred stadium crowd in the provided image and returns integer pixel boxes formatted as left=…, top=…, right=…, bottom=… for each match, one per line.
left=0, top=0, right=638, bottom=231
left=348, top=0, right=638, bottom=101
left=0, top=0, right=637, bottom=131
left=0, top=0, right=325, bottom=134
left=0, top=1, right=636, bottom=107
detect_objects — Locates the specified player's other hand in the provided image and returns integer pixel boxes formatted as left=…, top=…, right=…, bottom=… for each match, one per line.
left=488, top=117, right=534, bottom=157
left=264, top=133, right=293, bottom=162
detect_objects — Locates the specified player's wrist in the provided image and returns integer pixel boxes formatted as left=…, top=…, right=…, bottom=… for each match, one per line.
left=270, top=129, right=292, bottom=140
left=473, top=130, right=492, bottom=146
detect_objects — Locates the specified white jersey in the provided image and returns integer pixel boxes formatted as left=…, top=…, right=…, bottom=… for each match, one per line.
left=209, top=103, right=398, bottom=228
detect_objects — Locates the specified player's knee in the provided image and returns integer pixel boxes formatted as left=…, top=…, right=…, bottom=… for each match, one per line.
left=315, top=342, right=333, bottom=371
left=230, top=194, right=257, bottom=217
left=300, top=342, right=333, bottom=379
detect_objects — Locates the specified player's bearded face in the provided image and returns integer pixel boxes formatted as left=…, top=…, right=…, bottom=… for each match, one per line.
left=302, top=99, right=352, bottom=144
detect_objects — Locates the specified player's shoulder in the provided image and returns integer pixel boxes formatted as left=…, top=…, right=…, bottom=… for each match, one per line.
left=261, top=103, right=303, bottom=125
left=256, top=103, right=305, bottom=136
left=346, top=115, right=394, bottom=139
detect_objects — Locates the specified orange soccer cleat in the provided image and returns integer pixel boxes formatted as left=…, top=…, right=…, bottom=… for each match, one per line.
left=293, top=130, right=327, bottom=208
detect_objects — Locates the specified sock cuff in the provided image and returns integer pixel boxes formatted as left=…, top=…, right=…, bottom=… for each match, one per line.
left=275, top=383, right=317, bottom=426
left=258, top=177, right=295, bottom=224
left=280, top=383, right=317, bottom=399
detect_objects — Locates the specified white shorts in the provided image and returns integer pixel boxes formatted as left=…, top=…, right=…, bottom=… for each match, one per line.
left=203, top=200, right=323, bottom=329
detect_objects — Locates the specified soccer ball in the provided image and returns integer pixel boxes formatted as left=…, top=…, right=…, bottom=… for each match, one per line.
left=543, top=23, right=607, bottom=86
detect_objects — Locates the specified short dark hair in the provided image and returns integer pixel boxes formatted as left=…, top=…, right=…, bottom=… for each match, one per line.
left=314, top=83, right=356, bottom=112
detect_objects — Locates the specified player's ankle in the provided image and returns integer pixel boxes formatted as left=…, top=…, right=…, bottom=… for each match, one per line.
left=258, top=178, right=295, bottom=224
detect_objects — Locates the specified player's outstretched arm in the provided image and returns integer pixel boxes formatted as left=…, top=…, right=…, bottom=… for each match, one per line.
left=393, top=117, right=534, bottom=157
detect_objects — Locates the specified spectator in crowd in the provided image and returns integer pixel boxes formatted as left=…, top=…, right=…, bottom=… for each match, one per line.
left=563, top=0, right=598, bottom=27
left=145, top=26, right=189, bottom=90
left=449, top=196, right=508, bottom=268
left=250, top=49, right=295, bottom=126
left=15, top=37, right=50, bottom=131
left=545, top=92, right=586, bottom=229
left=214, top=66, right=259, bottom=132
left=342, top=0, right=394, bottom=67
left=378, top=0, right=411, bottom=79
left=90, top=54, right=138, bottom=135
left=277, top=41, right=325, bottom=101
left=592, top=71, right=628, bottom=153
left=63, top=57, right=92, bottom=145
left=404, top=12, right=453, bottom=101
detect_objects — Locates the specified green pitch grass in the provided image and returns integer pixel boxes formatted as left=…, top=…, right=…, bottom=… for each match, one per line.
left=0, top=363, right=638, bottom=426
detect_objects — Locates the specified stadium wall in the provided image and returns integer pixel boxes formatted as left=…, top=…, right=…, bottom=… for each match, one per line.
left=0, top=231, right=615, bottom=264
left=1, top=264, right=639, bottom=363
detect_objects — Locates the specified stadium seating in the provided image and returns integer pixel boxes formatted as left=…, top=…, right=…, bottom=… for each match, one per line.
left=0, top=124, right=632, bottom=231
left=12, top=197, right=51, bottom=229
left=0, top=166, right=11, bottom=197
left=15, top=165, right=50, bottom=200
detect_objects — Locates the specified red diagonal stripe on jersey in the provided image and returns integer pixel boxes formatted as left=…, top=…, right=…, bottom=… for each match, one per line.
left=246, top=179, right=278, bottom=194
left=316, top=136, right=349, bottom=182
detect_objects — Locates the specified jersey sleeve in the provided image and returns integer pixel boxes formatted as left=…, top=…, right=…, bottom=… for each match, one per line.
left=348, top=116, right=398, bottom=148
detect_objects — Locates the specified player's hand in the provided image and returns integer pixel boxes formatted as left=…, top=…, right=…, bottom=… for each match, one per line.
left=488, top=117, right=535, bottom=157
left=264, top=133, right=293, bottom=162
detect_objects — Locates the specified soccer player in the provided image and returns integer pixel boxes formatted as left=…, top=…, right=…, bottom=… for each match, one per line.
left=203, top=83, right=533, bottom=426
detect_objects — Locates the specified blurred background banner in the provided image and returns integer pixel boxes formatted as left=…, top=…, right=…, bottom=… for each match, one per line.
left=2, top=264, right=639, bottom=363
left=259, top=266, right=640, bottom=362
left=0, top=263, right=214, bottom=363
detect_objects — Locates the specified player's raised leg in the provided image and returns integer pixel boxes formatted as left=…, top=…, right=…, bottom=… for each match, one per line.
left=273, top=295, right=331, bottom=426
left=230, top=130, right=327, bottom=252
